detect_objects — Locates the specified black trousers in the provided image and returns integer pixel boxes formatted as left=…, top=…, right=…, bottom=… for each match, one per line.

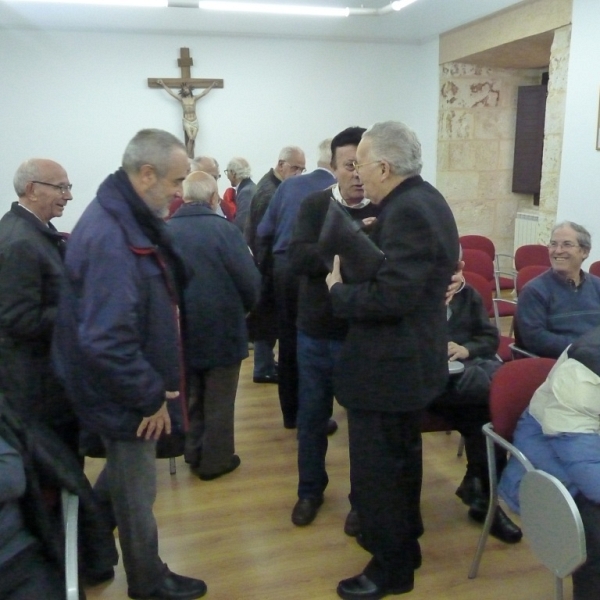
left=273, top=254, right=299, bottom=427
left=347, top=408, right=423, bottom=589
left=0, top=544, right=65, bottom=600
left=573, top=494, right=600, bottom=600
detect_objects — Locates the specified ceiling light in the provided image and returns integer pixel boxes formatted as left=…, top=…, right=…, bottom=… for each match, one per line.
left=198, top=2, right=350, bottom=17
left=391, top=0, right=418, bottom=10
left=9, top=0, right=167, bottom=5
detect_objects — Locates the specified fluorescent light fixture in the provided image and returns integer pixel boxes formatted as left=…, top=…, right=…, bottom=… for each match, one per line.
left=391, top=0, right=418, bottom=10
left=10, top=0, right=167, bottom=5
left=198, top=1, right=350, bottom=17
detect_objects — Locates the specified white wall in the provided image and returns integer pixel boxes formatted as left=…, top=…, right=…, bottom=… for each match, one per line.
left=0, top=29, right=440, bottom=231
left=558, top=0, right=600, bottom=261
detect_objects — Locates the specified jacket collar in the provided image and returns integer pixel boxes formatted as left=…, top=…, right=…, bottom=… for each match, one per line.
left=379, top=175, right=424, bottom=210
left=11, top=202, right=64, bottom=242
left=169, top=203, right=220, bottom=218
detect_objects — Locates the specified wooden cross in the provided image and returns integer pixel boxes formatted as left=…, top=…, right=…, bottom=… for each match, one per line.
left=148, top=47, right=224, bottom=157
left=148, top=47, right=224, bottom=91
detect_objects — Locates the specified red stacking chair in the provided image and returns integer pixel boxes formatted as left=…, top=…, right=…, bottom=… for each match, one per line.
left=463, top=271, right=512, bottom=362
left=514, top=244, right=551, bottom=271
left=460, top=234, right=515, bottom=294
left=468, top=357, right=557, bottom=579
left=588, top=260, right=600, bottom=277
left=462, top=250, right=516, bottom=322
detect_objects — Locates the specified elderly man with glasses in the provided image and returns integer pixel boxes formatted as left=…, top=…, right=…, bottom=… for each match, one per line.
left=516, top=221, right=600, bottom=358
left=326, top=121, right=459, bottom=599
left=0, top=159, right=78, bottom=453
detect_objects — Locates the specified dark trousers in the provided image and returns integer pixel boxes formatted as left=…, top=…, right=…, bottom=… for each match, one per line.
left=185, top=364, right=240, bottom=474
left=347, top=408, right=423, bottom=589
left=573, top=494, right=600, bottom=600
left=0, top=544, right=65, bottom=600
left=273, top=254, right=299, bottom=427
left=94, top=438, right=164, bottom=596
left=296, top=332, right=343, bottom=498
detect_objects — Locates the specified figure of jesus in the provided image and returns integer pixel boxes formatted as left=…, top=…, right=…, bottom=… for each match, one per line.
left=157, top=80, right=216, bottom=157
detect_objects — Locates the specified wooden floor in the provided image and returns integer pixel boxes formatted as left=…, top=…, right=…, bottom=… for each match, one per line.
left=85, top=350, right=570, bottom=600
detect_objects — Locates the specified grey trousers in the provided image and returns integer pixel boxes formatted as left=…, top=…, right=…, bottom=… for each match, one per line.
left=185, top=364, right=240, bottom=474
left=95, top=437, right=164, bottom=596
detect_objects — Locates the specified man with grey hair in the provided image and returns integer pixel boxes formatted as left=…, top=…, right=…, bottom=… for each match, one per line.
left=257, top=139, right=336, bottom=429
left=517, top=220, right=600, bottom=357
left=168, top=171, right=259, bottom=480
left=53, top=129, right=208, bottom=600
left=224, top=157, right=255, bottom=232
left=0, top=159, right=76, bottom=451
left=326, top=121, right=459, bottom=598
left=244, top=145, right=306, bottom=387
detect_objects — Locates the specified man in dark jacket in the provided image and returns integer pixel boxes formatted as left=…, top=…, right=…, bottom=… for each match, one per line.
left=53, top=129, right=207, bottom=600
left=428, top=285, right=522, bottom=544
left=287, top=127, right=379, bottom=531
left=226, top=157, right=256, bottom=233
left=0, top=159, right=77, bottom=454
left=327, top=121, right=459, bottom=599
left=245, top=146, right=306, bottom=386
left=168, top=171, right=260, bottom=480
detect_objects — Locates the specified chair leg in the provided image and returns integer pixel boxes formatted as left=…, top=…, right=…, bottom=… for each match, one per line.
left=457, top=435, right=465, bottom=458
left=62, top=489, right=79, bottom=600
left=468, top=436, right=498, bottom=579
left=169, top=457, right=177, bottom=475
left=554, top=576, right=563, bottom=600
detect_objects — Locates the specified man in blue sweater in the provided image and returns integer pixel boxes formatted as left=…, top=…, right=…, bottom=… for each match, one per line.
left=257, top=140, right=336, bottom=429
left=517, top=221, right=600, bottom=357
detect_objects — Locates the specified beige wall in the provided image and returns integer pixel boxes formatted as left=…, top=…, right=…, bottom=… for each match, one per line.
left=439, top=0, right=572, bottom=65
left=437, top=63, right=543, bottom=256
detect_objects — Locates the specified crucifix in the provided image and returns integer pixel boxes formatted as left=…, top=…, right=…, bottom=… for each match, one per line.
left=148, top=47, right=224, bottom=157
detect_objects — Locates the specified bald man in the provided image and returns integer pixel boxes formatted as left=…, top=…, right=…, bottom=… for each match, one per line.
left=168, top=170, right=260, bottom=479
left=0, top=159, right=77, bottom=451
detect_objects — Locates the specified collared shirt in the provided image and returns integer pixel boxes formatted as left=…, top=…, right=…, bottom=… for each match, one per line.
left=331, top=184, right=372, bottom=210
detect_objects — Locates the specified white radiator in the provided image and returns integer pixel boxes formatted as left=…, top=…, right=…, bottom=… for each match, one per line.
left=514, top=212, right=539, bottom=252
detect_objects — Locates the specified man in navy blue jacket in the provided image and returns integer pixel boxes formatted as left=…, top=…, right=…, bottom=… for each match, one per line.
left=257, top=140, right=336, bottom=429
left=53, top=129, right=207, bottom=600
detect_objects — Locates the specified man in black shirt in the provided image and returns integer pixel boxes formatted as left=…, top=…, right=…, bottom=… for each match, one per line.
left=287, top=127, right=378, bottom=530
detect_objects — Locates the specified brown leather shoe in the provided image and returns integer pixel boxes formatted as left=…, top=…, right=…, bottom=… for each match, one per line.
left=291, top=496, right=324, bottom=526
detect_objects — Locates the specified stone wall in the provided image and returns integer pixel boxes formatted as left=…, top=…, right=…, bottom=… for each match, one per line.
left=437, top=62, right=545, bottom=257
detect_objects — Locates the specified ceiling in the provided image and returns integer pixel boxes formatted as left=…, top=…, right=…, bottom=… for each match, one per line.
left=0, top=0, right=531, bottom=45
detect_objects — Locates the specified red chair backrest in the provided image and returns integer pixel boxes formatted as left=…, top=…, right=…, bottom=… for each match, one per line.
left=460, top=235, right=496, bottom=261
left=514, top=244, right=551, bottom=271
left=463, top=271, right=493, bottom=313
left=516, top=265, right=549, bottom=295
left=489, top=357, right=556, bottom=440
left=462, top=249, right=495, bottom=288
left=589, top=260, right=600, bottom=278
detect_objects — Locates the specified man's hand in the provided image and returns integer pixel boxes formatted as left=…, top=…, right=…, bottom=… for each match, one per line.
left=448, top=341, right=469, bottom=361
left=445, top=260, right=465, bottom=305
left=136, top=393, right=177, bottom=440
left=326, top=255, right=343, bottom=290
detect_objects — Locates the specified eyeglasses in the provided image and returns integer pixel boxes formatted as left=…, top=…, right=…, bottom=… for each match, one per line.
left=284, top=161, right=306, bottom=174
left=31, top=180, right=73, bottom=195
left=341, top=161, right=357, bottom=172
left=351, top=160, right=381, bottom=173
left=548, top=241, right=580, bottom=250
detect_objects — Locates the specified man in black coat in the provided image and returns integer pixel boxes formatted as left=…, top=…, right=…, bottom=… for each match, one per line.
left=0, top=159, right=77, bottom=454
left=168, top=171, right=260, bottom=480
left=287, top=127, right=379, bottom=531
left=327, top=121, right=459, bottom=599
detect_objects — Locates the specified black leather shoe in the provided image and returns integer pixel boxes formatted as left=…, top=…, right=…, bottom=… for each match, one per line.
left=337, top=574, right=413, bottom=600
left=468, top=505, right=523, bottom=544
left=129, top=571, right=207, bottom=600
left=253, top=374, right=278, bottom=384
left=327, top=419, right=338, bottom=436
left=291, top=496, right=324, bottom=526
left=344, top=509, right=360, bottom=536
left=455, top=474, right=486, bottom=507
left=196, top=455, right=241, bottom=481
